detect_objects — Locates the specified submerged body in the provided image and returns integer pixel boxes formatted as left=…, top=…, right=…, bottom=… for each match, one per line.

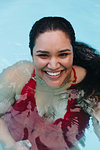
left=0, top=61, right=89, bottom=150
left=0, top=60, right=99, bottom=150
left=4, top=63, right=90, bottom=150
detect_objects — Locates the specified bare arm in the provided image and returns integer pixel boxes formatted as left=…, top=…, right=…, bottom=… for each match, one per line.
left=0, top=60, right=34, bottom=114
left=0, top=118, right=15, bottom=148
left=86, top=93, right=100, bottom=140
left=0, top=61, right=33, bottom=149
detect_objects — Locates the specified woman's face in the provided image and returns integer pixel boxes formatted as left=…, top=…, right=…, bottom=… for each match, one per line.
left=33, top=30, right=73, bottom=87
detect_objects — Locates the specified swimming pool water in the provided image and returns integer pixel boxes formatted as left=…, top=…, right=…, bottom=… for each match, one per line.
left=0, top=0, right=100, bottom=149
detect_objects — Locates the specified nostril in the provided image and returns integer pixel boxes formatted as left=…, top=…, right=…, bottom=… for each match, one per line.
left=48, top=59, right=60, bottom=69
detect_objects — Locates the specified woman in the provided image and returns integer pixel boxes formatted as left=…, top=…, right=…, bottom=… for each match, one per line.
left=0, top=16, right=100, bottom=150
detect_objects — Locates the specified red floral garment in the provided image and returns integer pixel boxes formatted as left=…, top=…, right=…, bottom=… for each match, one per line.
left=5, top=71, right=90, bottom=150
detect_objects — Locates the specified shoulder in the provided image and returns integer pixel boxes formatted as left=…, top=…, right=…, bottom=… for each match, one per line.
left=2, top=60, right=34, bottom=82
left=1, top=60, right=34, bottom=94
left=0, top=61, right=34, bottom=114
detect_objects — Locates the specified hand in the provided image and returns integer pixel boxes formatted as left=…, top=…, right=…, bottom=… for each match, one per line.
left=10, top=140, right=32, bottom=150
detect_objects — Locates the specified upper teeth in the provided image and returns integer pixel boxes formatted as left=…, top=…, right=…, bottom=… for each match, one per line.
left=47, top=71, right=61, bottom=76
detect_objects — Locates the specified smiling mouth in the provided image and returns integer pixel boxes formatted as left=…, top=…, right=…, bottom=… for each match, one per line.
left=46, top=71, right=61, bottom=76
left=44, top=70, right=64, bottom=78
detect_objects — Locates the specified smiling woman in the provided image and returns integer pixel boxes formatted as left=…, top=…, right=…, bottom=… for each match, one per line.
left=0, top=16, right=100, bottom=150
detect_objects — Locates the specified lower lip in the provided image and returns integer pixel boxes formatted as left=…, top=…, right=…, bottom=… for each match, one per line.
left=44, top=71, right=64, bottom=79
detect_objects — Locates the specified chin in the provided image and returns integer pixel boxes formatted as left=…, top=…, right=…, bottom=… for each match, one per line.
left=46, top=81, right=62, bottom=88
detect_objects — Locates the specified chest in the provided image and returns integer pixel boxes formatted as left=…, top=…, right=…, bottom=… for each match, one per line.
left=35, top=87, right=70, bottom=123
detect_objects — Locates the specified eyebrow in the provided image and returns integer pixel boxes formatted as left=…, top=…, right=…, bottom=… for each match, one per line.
left=36, top=49, right=71, bottom=54
left=36, top=50, right=49, bottom=54
left=58, top=49, right=71, bottom=53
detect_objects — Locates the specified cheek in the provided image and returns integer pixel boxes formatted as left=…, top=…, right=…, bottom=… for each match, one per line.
left=62, top=56, right=73, bottom=68
left=33, top=57, right=40, bottom=70
left=33, top=57, right=48, bottom=69
left=68, top=57, right=73, bottom=66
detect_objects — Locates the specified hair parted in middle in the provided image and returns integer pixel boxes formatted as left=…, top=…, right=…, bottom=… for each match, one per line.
left=29, top=16, right=76, bottom=56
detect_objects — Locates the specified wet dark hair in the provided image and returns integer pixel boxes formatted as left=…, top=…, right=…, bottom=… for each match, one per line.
left=29, top=16, right=100, bottom=93
left=73, top=42, right=100, bottom=93
left=29, top=16, right=75, bottom=56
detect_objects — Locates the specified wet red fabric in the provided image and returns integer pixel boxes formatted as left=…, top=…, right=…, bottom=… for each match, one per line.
left=5, top=71, right=90, bottom=150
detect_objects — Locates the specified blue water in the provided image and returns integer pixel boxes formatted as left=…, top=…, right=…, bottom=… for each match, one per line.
left=0, top=0, right=100, bottom=149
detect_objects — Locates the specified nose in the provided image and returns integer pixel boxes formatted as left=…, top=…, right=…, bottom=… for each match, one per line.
left=48, top=57, right=60, bottom=69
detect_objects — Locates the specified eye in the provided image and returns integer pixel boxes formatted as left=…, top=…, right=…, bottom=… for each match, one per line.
left=59, top=53, right=68, bottom=58
left=37, top=54, right=49, bottom=59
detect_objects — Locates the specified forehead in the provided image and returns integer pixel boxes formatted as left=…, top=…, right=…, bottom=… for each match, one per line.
left=34, top=30, right=71, bottom=48
left=32, top=31, right=73, bottom=56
